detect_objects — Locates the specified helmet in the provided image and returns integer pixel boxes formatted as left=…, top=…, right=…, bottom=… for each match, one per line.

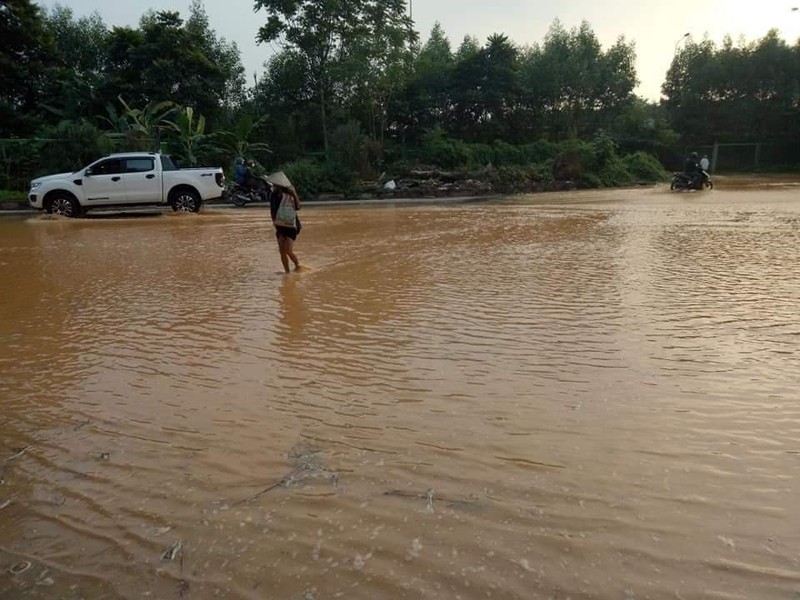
left=235, top=157, right=244, bottom=165
left=690, top=152, right=699, bottom=159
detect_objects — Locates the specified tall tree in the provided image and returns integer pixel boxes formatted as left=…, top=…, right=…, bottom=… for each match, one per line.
left=99, top=7, right=244, bottom=129
left=532, top=21, right=637, bottom=138
left=394, top=23, right=455, bottom=144
left=0, top=0, right=55, bottom=136
left=40, top=6, right=109, bottom=122
left=254, top=0, right=414, bottom=157
left=663, top=31, right=800, bottom=145
left=344, top=0, right=416, bottom=148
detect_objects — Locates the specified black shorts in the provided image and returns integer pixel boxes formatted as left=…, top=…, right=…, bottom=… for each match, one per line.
left=275, top=226, right=298, bottom=240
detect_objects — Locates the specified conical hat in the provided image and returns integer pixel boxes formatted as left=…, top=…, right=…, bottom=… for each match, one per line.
left=267, top=171, right=293, bottom=189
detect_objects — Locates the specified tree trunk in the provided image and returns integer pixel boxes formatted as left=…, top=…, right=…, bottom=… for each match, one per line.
left=320, top=85, right=329, bottom=158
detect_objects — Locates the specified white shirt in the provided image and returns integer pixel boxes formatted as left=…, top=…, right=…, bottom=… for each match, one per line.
left=700, top=157, right=710, bottom=171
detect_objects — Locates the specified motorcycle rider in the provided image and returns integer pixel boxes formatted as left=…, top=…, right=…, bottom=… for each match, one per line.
left=232, top=157, right=267, bottom=201
left=684, top=152, right=702, bottom=188
left=234, top=157, right=248, bottom=185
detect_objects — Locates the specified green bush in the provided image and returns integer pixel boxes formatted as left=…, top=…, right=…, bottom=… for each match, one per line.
left=487, top=165, right=529, bottom=193
left=419, top=128, right=471, bottom=169
left=282, top=159, right=326, bottom=197
left=492, top=140, right=523, bottom=166
left=485, top=162, right=556, bottom=193
left=623, top=151, right=669, bottom=182
left=520, top=140, right=557, bottom=164
left=0, top=189, right=27, bottom=202
left=465, top=143, right=493, bottom=167
left=591, top=130, right=618, bottom=169
left=598, top=158, right=635, bottom=187
left=281, top=158, right=356, bottom=198
left=552, top=139, right=596, bottom=181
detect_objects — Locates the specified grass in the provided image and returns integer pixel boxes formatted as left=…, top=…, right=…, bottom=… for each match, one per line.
left=0, top=189, right=27, bottom=203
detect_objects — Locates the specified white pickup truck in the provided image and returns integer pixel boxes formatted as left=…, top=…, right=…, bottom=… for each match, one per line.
left=28, top=153, right=225, bottom=217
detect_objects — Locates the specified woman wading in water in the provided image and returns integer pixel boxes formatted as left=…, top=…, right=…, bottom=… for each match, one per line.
left=268, top=172, right=302, bottom=272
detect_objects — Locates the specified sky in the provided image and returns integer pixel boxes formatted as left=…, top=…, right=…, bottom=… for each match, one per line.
left=35, top=0, right=800, bottom=100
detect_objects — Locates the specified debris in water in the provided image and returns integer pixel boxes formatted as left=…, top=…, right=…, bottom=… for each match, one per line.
left=161, top=540, right=184, bottom=562
left=0, top=499, right=12, bottom=510
left=405, top=538, right=423, bottom=561
left=383, top=489, right=479, bottom=510
left=718, top=536, right=736, bottom=550
left=352, top=552, right=372, bottom=571
left=234, top=463, right=310, bottom=505
left=5, top=446, right=32, bottom=463
left=99, top=452, right=110, bottom=461
left=9, top=561, right=31, bottom=575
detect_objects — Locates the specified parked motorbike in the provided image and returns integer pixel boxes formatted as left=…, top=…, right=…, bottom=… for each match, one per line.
left=223, top=177, right=269, bottom=207
left=671, top=170, right=713, bottom=191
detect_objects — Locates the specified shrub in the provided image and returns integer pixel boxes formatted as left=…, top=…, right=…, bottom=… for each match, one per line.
left=520, top=140, right=557, bottom=164
left=492, top=140, right=523, bottom=166
left=282, top=158, right=325, bottom=197
left=552, top=139, right=596, bottom=181
left=281, top=158, right=356, bottom=198
left=598, top=158, right=635, bottom=187
left=591, top=130, right=618, bottom=169
left=465, top=143, right=493, bottom=167
left=623, top=151, right=669, bottom=182
left=419, top=128, right=471, bottom=168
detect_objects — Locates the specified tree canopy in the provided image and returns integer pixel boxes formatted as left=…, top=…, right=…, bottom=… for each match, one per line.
left=1, top=0, right=797, bottom=193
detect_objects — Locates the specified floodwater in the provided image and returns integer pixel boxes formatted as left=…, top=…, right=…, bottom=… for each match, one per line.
left=1, top=185, right=799, bottom=600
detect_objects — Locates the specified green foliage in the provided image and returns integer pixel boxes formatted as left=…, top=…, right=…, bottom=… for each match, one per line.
left=419, top=128, right=471, bottom=168
left=0, top=0, right=56, bottom=136
left=329, top=121, right=371, bottom=178
left=209, top=114, right=271, bottom=167
left=281, top=158, right=356, bottom=198
left=552, top=138, right=597, bottom=180
left=520, top=140, right=558, bottom=164
left=116, top=97, right=175, bottom=151
left=0, top=189, right=28, bottom=202
left=597, top=158, right=634, bottom=187
left=492, top=141, right=523, bottom=166
left=6, top=1, right=795, bottom=198
left=163, top=106, right=207, bottom=166
left=98, top=5, right=243, bottom=128
left=254, top=0, right=416, bottom=156
left=37, top=120, right=115, bottom=173
left=663, top=31, right=800, bottom=146
left=624, top=151, right=669, bottom=182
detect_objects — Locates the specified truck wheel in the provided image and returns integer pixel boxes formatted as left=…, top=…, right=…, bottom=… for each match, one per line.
left=46, top=193, right=80, bottom=217
left=171, top=188, right=201, bottom=213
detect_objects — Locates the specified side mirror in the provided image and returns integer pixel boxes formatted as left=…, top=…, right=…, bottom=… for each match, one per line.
left=84, top=168, right=94, bottom=177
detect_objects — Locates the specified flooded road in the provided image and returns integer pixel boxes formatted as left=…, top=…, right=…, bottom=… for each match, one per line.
left=1, top=186, right=799, bottom=599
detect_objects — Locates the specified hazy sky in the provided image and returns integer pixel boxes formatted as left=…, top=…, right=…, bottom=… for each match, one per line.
left=35, top=0, right=800, bottom=100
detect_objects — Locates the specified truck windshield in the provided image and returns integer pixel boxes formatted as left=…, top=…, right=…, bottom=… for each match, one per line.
left=160, top=155, right=178, bottom=171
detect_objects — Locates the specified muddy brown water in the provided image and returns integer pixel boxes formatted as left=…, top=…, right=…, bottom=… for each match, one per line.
left=1, top=186, right=799, bottom=599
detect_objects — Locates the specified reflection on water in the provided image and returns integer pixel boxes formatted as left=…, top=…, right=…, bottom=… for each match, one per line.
left=1, top=188, right=799, bottom=599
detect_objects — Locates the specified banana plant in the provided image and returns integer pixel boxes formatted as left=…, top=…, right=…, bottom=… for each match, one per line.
left=117, top=96, right=175, bottom=152
left=210, top=114, right=271, bottom=163
left=163, top=106, right=207, bottom=166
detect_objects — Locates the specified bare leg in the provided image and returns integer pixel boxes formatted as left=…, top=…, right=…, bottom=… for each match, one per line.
left=277, top=235, right=290, bottom=273
left=285, top=238, right=300, bottom=270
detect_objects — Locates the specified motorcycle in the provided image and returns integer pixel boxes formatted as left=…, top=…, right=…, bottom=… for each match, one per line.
left=671, top=170, right=713, bottom=191
left=222, top=182, right=261, bottom=208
